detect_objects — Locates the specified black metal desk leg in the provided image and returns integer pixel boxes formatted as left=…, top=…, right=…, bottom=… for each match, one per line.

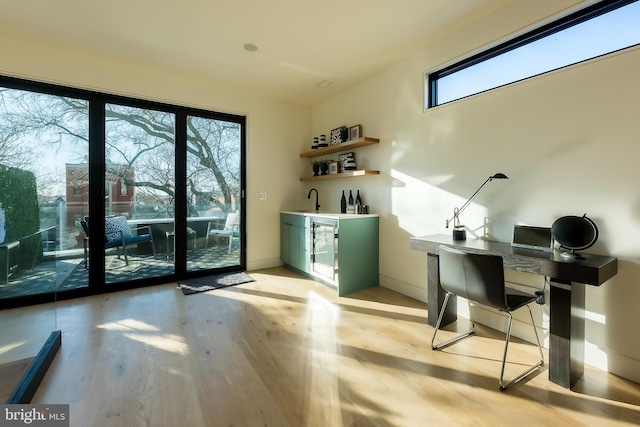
left=427, top=253, right=457, bottom=328
left=549, top=279, right=585, bottom=388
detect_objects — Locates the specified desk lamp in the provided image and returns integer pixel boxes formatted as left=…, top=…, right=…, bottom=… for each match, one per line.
left=446, top=173, right=509, bottom=240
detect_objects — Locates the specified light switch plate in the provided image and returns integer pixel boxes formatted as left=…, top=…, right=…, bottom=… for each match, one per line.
left=259, top=192, right=267, bottom=200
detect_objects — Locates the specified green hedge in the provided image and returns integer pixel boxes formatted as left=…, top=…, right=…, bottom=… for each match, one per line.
left=0, top=164, right=41, bottom=271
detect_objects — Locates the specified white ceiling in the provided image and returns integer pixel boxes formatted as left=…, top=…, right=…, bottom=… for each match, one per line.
left=0, top=0, right=509, bottom=106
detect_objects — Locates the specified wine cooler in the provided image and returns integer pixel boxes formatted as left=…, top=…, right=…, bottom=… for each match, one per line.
left=310, top=218, right=338, bottom=285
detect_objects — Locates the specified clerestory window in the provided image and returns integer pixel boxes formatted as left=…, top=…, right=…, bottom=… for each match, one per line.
left=426, top=0, right=640, bottom=108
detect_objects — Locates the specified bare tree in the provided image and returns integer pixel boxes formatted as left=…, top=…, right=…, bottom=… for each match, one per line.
left=0, top=88, right=240, bottom=216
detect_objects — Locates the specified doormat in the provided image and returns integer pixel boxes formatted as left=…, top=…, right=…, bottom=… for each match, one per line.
left=178, top=272, right=255, bottom=295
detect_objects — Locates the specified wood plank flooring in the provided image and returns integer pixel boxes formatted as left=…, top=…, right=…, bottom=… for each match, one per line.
left=0, top=357, right=31, bottom=402
left=28, top=266, right=640, bottom=426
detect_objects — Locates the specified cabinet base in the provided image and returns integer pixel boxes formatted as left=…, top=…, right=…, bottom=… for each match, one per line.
left=283, top=264, right=378, bottom=296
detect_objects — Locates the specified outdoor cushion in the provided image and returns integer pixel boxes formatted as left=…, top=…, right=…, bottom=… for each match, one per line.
left=105, top=216, right=133, bottom=243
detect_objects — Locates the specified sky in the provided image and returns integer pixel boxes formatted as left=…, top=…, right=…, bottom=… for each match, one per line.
left=436, top=1, right=640, bottom=105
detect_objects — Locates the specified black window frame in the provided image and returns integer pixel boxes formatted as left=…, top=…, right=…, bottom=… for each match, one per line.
left=427, top=0, right=639, bottom=108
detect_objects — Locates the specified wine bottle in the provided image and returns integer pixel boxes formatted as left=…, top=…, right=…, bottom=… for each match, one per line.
left=340, top=191, right=347, bottom=214
left=355, top=190, right=362, bottom=213
left=347, top=190, right=355, bottom=214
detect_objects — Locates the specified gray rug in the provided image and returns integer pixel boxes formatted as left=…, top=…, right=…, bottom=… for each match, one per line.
left=178, top=272, right=255, bottom=295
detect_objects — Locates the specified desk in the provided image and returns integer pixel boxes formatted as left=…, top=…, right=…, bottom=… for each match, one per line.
left=410, top=234, right=617, bottom=389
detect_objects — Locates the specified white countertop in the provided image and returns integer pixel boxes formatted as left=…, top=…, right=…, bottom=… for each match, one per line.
left=281, top=211, right=378, bottom=219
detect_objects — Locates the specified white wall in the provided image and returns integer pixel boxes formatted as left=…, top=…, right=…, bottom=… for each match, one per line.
left=0, top=33, right=310, bottom=272
left=310, top=3, right=640, bottom=383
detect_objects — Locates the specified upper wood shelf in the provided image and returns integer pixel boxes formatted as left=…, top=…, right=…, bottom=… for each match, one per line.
left=300, top=137, right=379, bottom=158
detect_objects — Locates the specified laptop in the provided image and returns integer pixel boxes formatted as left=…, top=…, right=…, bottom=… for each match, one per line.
left=511, top=225, right=554, bottom=252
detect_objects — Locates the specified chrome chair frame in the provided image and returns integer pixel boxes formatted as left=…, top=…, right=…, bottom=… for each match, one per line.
left=431, top=246, right=544, bottom=391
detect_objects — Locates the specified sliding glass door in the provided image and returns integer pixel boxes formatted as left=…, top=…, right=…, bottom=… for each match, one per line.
left=0, top=86, right=90, bottom=301
left=104, top=104, right=176, bottom=284
left=1, top=75, right=246, bottom=307
left=186, top=115, right=242, bottom=272
left=0, top=85, right=86, bottom=398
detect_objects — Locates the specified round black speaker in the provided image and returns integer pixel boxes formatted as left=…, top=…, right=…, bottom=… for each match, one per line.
left=551, top=214, right=598, bottom=259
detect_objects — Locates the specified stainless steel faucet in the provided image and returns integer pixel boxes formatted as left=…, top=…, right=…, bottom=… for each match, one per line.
left=307, top=188, right=320, bottom=212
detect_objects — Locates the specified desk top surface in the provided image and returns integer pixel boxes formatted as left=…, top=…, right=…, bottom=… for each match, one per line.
left=410, top=234, right=617, bottom=286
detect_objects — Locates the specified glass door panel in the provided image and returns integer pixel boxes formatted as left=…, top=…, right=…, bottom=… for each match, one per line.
left=0, top=87, right=89, bottom=299
left=311, top=219, right=337, bottom=284
left=0, top=86, right=87, bottom=398
left=186, top=116, right=241, bottom=271
left=104, top=104, right=175, bottom=284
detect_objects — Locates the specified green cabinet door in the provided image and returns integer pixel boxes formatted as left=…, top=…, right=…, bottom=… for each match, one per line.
left=280, top=213, right=309, bottom=273
left=280, top=215, right=291, bottom=265
left=289, top=223, right=301, bottom=269
left=336, top=217, right=379, bottom=296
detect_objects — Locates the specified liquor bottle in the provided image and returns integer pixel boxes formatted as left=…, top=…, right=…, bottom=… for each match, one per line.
left=347, top=190, right=355, bottom=214
left=340, top=191, right=347, bottom=214
left=355, top=190, right=362, bottom=213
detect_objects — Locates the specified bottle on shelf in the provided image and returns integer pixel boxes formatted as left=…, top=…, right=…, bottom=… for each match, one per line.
left=340, top=191, right=347, bottom=214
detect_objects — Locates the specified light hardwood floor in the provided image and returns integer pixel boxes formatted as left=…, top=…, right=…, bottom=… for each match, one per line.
left=26, top=266, right=640, bottom=426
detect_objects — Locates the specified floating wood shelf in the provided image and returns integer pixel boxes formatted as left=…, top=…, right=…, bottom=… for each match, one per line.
left=300, top=137, right=379, bottom=158
left=300, top=170, right=380, bottom=181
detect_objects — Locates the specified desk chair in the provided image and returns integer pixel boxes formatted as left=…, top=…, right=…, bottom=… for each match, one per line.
left=431, top=246, right=544, bottom=390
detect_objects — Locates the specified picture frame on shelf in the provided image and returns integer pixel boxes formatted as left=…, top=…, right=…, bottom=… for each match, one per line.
left=331, top=126, right=349, bottom=145
left=349, top=124, right=362, bottom=141
left=330, top=127, right=342, bottom=145
left=328, top=161, right=338, bottom=175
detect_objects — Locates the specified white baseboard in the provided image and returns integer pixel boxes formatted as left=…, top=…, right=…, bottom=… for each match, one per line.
left=379, top=274, right=427, bottom=304
left=586, top=343, right=640, bottom=384
left=247, top=257, right=281, bottom=272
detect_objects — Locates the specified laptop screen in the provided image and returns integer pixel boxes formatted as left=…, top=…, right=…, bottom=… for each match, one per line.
left=511, top=225, right=554, bottom=252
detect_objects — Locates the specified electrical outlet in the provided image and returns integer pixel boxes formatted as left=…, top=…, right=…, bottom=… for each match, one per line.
left=259, top=192, right=267, bottom=201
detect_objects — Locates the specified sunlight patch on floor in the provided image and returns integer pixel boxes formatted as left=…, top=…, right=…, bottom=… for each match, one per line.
left=123, top=333, right=190, bottom=355
left=96, top=318, right=160, bottom=332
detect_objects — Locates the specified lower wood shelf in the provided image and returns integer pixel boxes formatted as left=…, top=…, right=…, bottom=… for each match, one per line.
left=300, top=170, right=379, bottom=181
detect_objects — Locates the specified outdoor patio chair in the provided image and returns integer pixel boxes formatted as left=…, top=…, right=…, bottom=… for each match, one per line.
left=81, top=215, right=156, bottom=267
left=205, top=212, right=240, bottom=254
